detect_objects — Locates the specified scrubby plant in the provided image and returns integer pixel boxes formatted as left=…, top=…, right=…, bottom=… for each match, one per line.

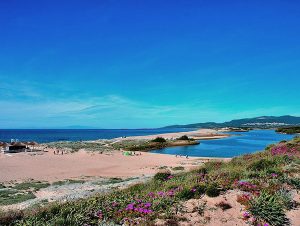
left=248, top=158, right=275, bottom=171
left=285, top=177, right=300, bottom=189
left=151, top=137, right=167, bottom=143
left=176, top=187, right=195, bottom=200
left=154, top=171, right=172, bottom=182
left=205, top=184, right=220, bottom=197
left=172, top=166, right=184, bottom=171
left=195, top=201, right=207, bottom=216
left=276, top=189, right=294, bottom=210
left=193, top=184, right=206, bottom=198
left=237, top=193, right=252, bottom=207
left=177, top=135, right=193, bottom=141
left=248, top=191, right=289, bottom=226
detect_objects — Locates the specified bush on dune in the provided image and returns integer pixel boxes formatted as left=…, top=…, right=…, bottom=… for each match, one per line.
left=151, top=137, right=167, bottom=143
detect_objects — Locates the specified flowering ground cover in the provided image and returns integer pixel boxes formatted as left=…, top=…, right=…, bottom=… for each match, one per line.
left=0, top=137, right=299, bottom=226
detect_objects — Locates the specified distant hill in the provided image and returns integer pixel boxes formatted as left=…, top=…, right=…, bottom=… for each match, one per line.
left=163, top=115, right=300, bottom=129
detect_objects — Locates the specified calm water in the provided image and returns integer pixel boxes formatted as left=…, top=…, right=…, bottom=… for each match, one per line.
left=0, top=128, right=191, bottom=143
left=151, top=130, right=295, bottom=158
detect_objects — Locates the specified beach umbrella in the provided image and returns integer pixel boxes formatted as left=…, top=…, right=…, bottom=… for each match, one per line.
left=123, top=151, right=131, bottom=156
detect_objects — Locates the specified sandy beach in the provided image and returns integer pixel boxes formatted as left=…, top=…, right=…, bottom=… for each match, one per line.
left=121, top=128, right=229, bottom=141
left=0, top=150, right=223, bottom=183
left=0, top=129, right=229, bottom=183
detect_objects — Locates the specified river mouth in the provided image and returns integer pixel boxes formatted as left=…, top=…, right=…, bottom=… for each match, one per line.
left=151, top=129, right=295, bottom=158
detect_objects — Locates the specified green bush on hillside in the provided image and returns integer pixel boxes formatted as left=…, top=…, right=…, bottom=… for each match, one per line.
left=177, top=135, right=193, bottom=141
left=152, top=137, right=167, bottom=143
left=154, top=171, right=171, bottom=182
left=205, top=184, right=220, bottom=197
left=249, top=192, right=289, bottom=226
left=248, top=158, right=275, bottom=171
left=176, top=187, right=195, bottom=200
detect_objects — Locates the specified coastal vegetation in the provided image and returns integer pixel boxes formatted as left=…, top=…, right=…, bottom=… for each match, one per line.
left=276, top=127, right=300, bottom=134
left=111, top=137, right=199, bottom=152
left=176, top=135, right=194, bottom=141
left=1, top=137, right=299, bottom=225
left=151, top=137, right=167, bottom=143
left=0, top=181, right=50, bottom=206
left=45, top=136, right=199, bottom=153
left=46, top=141, right=114, bottom=153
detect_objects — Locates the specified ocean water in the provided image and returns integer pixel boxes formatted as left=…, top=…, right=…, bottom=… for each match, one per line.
left=151, top=130, right=295, bottom=158
left=0, top=128, right=191, bottom=143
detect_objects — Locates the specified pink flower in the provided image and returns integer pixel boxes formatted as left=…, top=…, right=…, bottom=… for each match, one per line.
left=148, top=192, right=155, bottom=198
left=243, top=211, right=250, bottom=218
left=157, top=191, right=165, bottom=196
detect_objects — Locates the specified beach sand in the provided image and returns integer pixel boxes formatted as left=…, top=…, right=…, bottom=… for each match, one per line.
left=0, top=150, right=228, bottom=183
left=120, top=128, right=229, bottom=141
left=0, top=129, right=229, bottom=183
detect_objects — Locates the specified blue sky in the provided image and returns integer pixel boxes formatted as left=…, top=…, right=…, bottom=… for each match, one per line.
left=0, top=0, right=299, bottom=128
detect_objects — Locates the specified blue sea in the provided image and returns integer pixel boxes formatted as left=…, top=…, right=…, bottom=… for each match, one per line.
left=151, top=129, right=295, bottom=158
left=0, top=128, right=191, bottom=143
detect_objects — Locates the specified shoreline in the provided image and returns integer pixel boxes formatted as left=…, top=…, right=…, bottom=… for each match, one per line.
left=0, top=129, right=230, bottom=184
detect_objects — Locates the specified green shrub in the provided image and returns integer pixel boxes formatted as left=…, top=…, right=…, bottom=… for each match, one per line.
left=205, top=184, right=220, bottom=197
left=249, top=192, right=289, bottom=226
left=197, top=167, right=208, bottom=175
left=154, top=171, right=171, bottom=182
left=276, top=189, right=294, bottom=210
left=14, top=181, right=50, bottom=191
left=286, top=177, right=300, bottom=189
left=172, top=166, right=184, bottom=171
left=248, top=158, right=275, bottom=171
left=152, top=137, right=167, bottom=143
left=177, top=135, right=191, bottom=141
left=276, top=127, right=300, bottom=134
left=176, top=187, right=195, bottom=200
left=193, top=184, right=206, bottom=198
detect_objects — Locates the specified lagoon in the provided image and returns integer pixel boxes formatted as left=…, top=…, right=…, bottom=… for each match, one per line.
left=151, top=130, right=295, bottom=158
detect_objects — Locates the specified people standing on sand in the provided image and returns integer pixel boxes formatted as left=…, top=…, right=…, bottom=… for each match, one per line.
left=186, top=155, right=189, bottom=159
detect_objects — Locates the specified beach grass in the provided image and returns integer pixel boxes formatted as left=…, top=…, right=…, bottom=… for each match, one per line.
left=13, top=181, right=50, bottom=191
left=52, top=179, right=85, bottom=186
left=172, top=166, right=185, bottom=171
left=46, top=141, right=114, bottom=153
left=0, top=189, right=36, bottom=206
left=111, top=138, right=199, bottom=152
